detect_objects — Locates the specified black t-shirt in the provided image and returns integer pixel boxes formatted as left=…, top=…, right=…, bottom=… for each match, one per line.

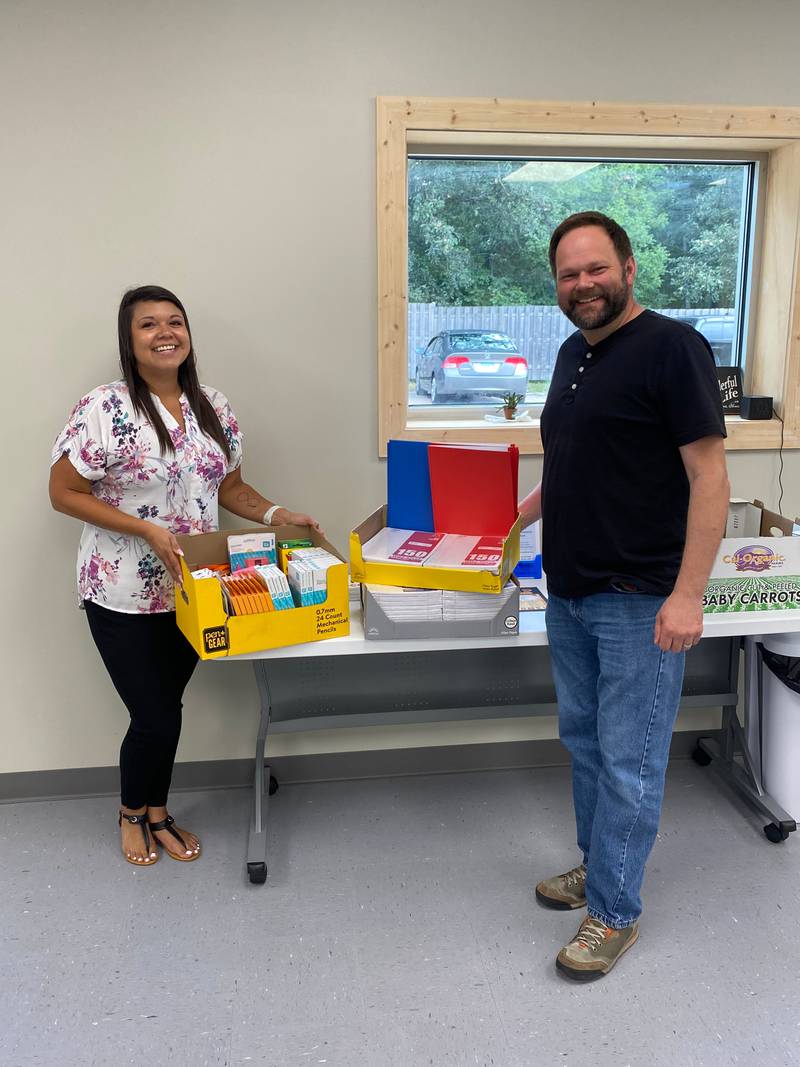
left=540, top=310, right=726, bottom=598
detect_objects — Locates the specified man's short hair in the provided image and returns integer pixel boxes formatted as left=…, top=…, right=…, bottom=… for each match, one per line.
left=549, top=212, right=633, bottom=275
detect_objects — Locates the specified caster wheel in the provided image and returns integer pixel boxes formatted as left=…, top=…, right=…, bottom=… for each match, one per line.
left=269, top=775, right=279, bottom=796
left=763, top=822, right=789, bottom=844
left=248, top=862, right=268, bottom=884
left=691, top=745, right=712, bottom=767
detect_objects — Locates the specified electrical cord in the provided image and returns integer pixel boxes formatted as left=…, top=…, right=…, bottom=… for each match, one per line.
left=774, top=408, right=785, bottom=515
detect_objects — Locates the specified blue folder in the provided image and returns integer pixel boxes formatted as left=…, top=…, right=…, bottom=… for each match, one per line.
left=386, top=440, right=434, bottom=532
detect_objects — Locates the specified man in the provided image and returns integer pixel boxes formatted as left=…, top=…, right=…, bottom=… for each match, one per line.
left=519, top=211, right=729, bottom=981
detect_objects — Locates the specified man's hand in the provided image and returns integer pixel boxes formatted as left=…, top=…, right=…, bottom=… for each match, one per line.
left=143, top=523, right=185, bottom=584
left=654, top=591, right=703, bottom=653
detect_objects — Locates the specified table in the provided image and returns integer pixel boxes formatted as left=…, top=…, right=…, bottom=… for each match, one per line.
left=227, top=608, right=800, bottom=884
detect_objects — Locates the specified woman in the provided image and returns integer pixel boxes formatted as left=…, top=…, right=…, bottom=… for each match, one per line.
left=50, top=285, right=319, bottom=867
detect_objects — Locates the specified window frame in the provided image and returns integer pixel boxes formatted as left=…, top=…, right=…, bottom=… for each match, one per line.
left=376, top=97, right=800, bottom=456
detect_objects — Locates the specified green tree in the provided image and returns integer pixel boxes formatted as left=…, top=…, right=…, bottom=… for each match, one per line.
left=408, top=158, right=746, bottom=310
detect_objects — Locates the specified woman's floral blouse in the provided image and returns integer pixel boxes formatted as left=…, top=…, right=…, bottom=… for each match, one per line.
left=52, top=381, right=242, bottom=613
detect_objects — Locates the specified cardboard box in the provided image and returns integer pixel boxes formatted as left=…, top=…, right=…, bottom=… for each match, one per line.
left=725, top=499, right=762, bottom=538
left=175, top=526, right=350, bottom=658
left=705, top=502, right=800, bottom=613
left=350, top=507, right=521, bottom=594
left=361, top=580, right=520, bottom=639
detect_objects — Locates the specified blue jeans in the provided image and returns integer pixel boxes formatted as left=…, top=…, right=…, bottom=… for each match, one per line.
left=545, top=591, right=686, bottom=928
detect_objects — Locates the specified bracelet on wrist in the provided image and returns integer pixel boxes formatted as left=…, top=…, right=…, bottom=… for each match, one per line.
left=263, top=504, right=282, bottom=525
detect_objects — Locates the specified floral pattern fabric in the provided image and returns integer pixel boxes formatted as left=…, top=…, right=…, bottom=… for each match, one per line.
left=52, top=380, right=242, bottom=613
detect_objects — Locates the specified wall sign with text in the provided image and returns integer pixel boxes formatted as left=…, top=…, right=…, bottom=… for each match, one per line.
left=716, top=368, right=742, bottom=415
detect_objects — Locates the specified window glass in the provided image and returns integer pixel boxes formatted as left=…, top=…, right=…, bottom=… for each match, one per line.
left=408, top=157, right=755, bottom=409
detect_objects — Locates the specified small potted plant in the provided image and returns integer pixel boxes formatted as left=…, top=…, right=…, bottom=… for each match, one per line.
left=500, top=391, right=525, bottom=420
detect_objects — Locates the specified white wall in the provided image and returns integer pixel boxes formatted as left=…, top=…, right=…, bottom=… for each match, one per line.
left=3, top=0, right=798, bottom=774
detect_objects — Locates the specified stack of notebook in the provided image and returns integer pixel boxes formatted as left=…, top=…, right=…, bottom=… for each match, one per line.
left=442, top=582, right=517, bottom=621
left=362, top=580, right=520, bottom=638
left=361, top=529, right=505, bottom=574
left=365, top=584, right=445, bottom=622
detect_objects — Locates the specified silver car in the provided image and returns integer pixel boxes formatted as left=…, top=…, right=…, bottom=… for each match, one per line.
left=693, top=315, right=736, bottom=366
left=415, top=330, right=529, bottom=404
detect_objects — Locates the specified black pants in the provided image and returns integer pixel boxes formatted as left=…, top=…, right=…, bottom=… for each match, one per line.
left=84, top=601, right=198, bottom=809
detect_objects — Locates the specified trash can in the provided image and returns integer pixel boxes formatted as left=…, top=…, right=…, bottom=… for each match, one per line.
left=760, top=632, right=800, bottom=820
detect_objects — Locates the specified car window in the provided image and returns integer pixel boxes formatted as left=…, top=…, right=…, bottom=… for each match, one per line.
left=696, top=317, right=733, bottom=333
left=448, top=332, right=516, bottom=352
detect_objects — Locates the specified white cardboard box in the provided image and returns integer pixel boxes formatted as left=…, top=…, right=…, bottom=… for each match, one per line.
left=725, top=499, right=762, bottom=538
left=705, top=518, right=800, bottom=612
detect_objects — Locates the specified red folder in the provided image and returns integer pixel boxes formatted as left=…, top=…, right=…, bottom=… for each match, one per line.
left=428, top=443, right=519, bottom=535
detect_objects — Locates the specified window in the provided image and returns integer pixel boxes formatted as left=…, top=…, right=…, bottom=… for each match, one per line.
left=408, top=156, right=757, bottom=413
left=377, top=98, right=800, bottom=455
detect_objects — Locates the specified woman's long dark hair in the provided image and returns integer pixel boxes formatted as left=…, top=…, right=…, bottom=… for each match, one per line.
left=117, top=285, right=231, bottom=460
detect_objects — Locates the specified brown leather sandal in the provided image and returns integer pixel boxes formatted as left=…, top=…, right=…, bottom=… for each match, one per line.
left=148, top=814, right=201, bottom=862
left=118, top=810, right=158, bottom=866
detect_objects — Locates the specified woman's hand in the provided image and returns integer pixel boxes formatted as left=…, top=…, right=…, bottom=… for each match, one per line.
left=142, top=522, right=185, bottom=584
left=273, top=508, right=325, bottom=537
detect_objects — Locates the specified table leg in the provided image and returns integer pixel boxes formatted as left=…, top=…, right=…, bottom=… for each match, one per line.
left=247, top=662, right=276, bottom=884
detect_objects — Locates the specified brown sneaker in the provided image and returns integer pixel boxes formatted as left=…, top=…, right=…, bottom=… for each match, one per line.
left=535, top=863, right=587, bottom=910
left=556, top=916, right=639, bottom=982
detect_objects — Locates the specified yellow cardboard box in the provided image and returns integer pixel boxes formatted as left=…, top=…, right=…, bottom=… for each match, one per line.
left=350, top=507, right=522, bottom=594
left=176, top=526, right=350, bottom=659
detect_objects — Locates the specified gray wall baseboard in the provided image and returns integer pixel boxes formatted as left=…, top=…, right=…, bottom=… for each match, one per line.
left=0, top=731, right=716, bottom=804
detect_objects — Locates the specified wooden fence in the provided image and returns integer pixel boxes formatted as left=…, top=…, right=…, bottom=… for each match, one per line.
left=407, top=304, right=733, bottom=379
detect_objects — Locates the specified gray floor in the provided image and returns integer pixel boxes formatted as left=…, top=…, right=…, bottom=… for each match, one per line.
left=2, top=760, right=799, bottom=1067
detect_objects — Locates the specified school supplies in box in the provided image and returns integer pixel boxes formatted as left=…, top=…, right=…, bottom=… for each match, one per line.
left=425, top=534, right=505, bottom=573
left=361, top=528, right=445, bottom=565
left=286, top=548, right=341, bottom=607
left=254, top=564, right=294, bottom=611
left=218, top=572, right=274, bottom=616
left=193, top=562, right=230, bottom=576
left=176, top=526, right=350, bottom=659
left=365, top=584, right=444, bottom=622
left=441, top=581, right=518, bottom=621
left=361, top=531, right=504, bottom=574
left=277, top=537, right=313, bottom=571
left=362, top=580, right=520, bottom=638
left=351, top=506, right=522, bottom=595
left=227, top=532, right=276, bottom=572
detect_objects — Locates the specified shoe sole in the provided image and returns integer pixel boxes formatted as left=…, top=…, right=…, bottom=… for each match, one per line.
left=156, top=845, right=202, bottom=862
left=535, top=887, right=587, bottom=910
left=555, top=926, right=639, bottom=982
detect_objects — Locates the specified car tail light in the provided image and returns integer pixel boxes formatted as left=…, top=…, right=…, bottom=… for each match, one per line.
left=505, top=356, right=528, bottom=375
left=442, top=355, right=470, bottom=368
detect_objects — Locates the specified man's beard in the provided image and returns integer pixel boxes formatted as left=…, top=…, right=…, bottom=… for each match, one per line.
left=560, top=278, right=630, bottom=330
